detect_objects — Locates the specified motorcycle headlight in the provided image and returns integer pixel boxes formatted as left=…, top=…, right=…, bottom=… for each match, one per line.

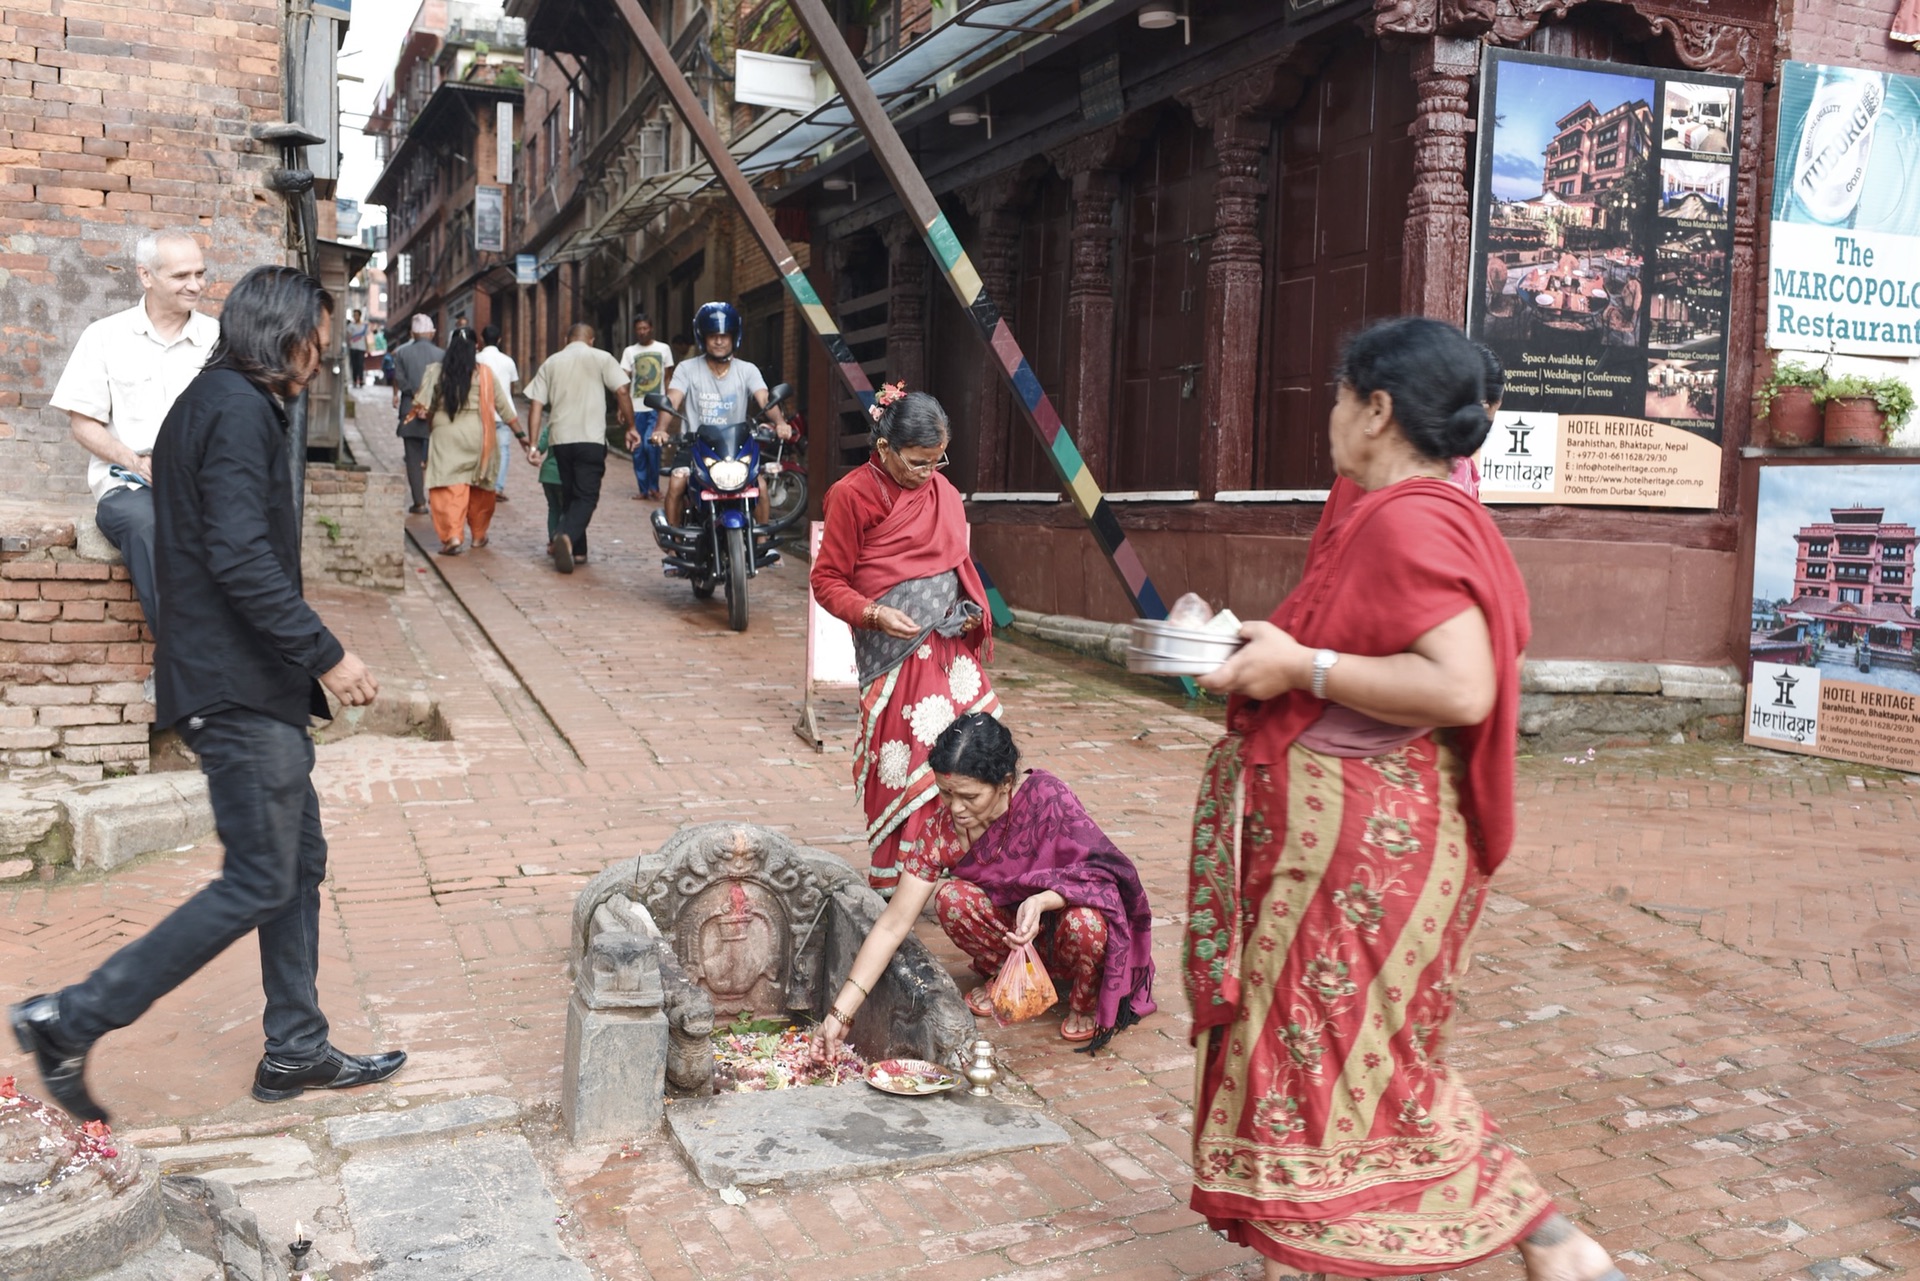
left=708, top=459, right=751, bottom=491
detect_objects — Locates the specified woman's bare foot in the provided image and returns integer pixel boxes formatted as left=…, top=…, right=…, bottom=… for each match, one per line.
left=1518, top=1213, right=1617, bottom=1281
left=965, top=986, right=995, bottom=1018
left=1061, top=1009, right=1098, bottom=1041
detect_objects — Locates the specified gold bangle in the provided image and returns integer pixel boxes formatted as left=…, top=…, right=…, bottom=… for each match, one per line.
left=846, top=977, right=869, bottom=997
left=829, top=1004, right=856, bottom=1026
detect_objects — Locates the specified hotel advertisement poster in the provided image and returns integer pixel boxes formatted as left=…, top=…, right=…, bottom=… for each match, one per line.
left=1769, top=61, right=1920, bottom=356
left=1746, top=464, right=1920, bottom=773
left=1467, top=49, right=1741, bottom=509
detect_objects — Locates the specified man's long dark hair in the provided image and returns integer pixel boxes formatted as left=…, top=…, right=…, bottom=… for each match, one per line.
left=206, top=266, right=334, bottom=397
left=438, top=327, right=478, bottom=420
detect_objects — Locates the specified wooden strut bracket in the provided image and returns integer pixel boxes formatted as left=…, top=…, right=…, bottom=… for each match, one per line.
left=780, top=0, right=1178, bottom=628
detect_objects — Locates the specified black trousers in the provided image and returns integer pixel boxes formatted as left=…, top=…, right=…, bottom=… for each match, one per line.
left=401, top=434, right=429, bottom=508
left=94, top=484, right=160, bottom=632
left=551, top=441, right=606, bottom=558
left=59, top=708, right=332, bottom=1061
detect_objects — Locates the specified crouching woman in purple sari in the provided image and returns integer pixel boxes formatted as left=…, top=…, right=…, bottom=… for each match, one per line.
left=816, top=713, right=1155, bottom=1057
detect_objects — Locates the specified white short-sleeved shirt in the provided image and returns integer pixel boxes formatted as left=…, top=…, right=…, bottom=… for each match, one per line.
left=50, top=302, right=218, bottom=502
left=476, top=346, right=519, bottom=425
left=619, top=340, right=676, bottom=403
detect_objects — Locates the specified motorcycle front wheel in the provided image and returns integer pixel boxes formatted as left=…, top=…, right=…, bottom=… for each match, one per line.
left=724, top=525, right=749, bottom=632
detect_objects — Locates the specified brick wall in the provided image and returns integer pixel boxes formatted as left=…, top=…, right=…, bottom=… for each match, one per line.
left=1782, top=0, right=1920, bottom=70
left=0, top=509, right=154, bottom=775
left=303, top=464, right=408, bottom=594
left=0, top=0, right=288, bottom=501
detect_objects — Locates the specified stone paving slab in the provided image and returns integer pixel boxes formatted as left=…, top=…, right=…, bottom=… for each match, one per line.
left=144, top=1137, right=316, bottom=1188
left=325, top=1094, right=521, bottom=1151
left=665, top=1082, right=1070, bottom=1190
left=340, top=1131, right=590, bottom=1280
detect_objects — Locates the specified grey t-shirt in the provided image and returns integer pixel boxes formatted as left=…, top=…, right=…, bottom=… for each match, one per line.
left=668, top=357, right=767, bottom=434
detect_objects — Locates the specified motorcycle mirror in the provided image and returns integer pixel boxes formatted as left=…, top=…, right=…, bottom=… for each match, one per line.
left=766, top=383, right=792, bottom=406
left=643, top=391, right=673, bottom=414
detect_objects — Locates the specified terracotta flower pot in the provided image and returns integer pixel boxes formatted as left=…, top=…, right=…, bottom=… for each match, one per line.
left=1765, top=385, right=1821, bottom=446
left=1822, top=396, right=1889, bottom=447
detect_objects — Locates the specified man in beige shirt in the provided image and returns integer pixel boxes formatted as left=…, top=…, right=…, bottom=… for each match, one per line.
left=523, top=323, right=631, bottom=574
left=50, top=230, right=216, bottom=633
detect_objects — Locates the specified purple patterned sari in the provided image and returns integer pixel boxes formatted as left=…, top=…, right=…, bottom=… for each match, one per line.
left=944, top=770, right=1157, bottom=1041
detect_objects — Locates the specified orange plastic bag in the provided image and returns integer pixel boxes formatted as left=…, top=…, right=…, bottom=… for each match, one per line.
left=989, top=941, right=1058, bottom=1026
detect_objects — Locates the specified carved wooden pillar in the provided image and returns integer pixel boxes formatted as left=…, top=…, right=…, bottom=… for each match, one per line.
left=1401, top=36, right=1479, bottom=320
left=1048, top=125, right=1134, bottom=488
left=961, top=173, right=1027, bottom=492
left=1180, top=64, right=1287, bottom=498
left=882, top=217, right=928, bottom=392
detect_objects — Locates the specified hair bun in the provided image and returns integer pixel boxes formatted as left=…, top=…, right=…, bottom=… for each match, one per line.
left=1441, top=401, right=1492, bottom=458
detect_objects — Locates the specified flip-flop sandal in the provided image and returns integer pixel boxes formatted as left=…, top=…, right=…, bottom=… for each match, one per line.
left=471, top=537, right=489, bottom=549
left=965, top=987, right=995, bottom=1018
left=437, top=544, right=465, bottom=556
left=1060, top=1018, right=1098, bottom=1043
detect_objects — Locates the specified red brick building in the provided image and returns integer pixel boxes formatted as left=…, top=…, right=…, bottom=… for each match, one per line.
left=0, top=0, right=361, bottom=773
left=1546, top=98, right=1656, bottom=201
left=1791, top=507, right=1915, bottom=607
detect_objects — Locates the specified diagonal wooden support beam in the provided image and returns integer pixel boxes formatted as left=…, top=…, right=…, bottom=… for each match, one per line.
left=610, top=0, right=878, bottom=423
left=780, top=0, right=1173, bottom=625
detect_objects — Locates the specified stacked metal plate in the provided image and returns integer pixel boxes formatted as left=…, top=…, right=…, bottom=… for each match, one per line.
left=1125, top=618, right=1244, bottom=676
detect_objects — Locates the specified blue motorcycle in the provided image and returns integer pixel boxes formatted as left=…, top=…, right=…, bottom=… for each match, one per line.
left=644, top=383, right=805, bottom=632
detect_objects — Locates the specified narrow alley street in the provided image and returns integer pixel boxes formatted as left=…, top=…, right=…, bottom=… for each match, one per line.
left=4, top=387, right=1920, bottom=1280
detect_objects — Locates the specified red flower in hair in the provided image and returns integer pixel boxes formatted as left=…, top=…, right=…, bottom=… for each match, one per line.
left=868, top=381, right=907, bottom=421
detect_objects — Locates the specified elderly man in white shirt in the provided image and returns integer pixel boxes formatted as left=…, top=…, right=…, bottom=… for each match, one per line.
left=49, top=230, right=215, bottom=631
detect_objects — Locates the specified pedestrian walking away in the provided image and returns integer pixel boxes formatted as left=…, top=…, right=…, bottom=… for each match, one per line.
left=9, top=265, right=404, bottom=1125
left=477, top=325, right=521, bottom=501
left=390, top=314, right=444, bottom=514
left=1187, top=316, right=1621, bottom=1281
left=814, top=714, right=1154, bottom=1062
left=414, top=326, right=519, bottom=554
left=49, top=229, right=217, bottom=640
left=345, top=308, right=368, bottom=386
left=619, top=314, right=674, bottom=500
left=810, top=387, right=995, bottom=895
left=522, top=322, right=631, bottom=573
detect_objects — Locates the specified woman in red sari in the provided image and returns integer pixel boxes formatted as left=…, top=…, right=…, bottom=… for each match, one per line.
left=1187, top=318, right=1622, bottom=1281
left=812, top=388, right=999, bottom=894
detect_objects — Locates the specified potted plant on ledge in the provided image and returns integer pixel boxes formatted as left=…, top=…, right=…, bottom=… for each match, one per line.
left=1822, top=372, right=1915, bottom=446
left=1755, top=359, right=1826, bottom=446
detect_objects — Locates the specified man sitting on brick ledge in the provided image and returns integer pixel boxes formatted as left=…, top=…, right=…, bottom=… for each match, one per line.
left=50, top=230, right=215, bottom=639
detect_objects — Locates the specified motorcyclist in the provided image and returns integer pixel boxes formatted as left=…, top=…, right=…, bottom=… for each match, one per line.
left=644, top=301, right=790, bottom=528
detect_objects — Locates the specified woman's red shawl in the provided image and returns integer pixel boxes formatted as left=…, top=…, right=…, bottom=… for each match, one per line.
left=1233, top=477, right=1531, bottom=873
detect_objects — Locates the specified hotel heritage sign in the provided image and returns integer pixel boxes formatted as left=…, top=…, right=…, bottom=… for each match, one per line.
left=1466, top=49, right=1742, bottom=509
left=1745, top=465, right=1920, bottom=775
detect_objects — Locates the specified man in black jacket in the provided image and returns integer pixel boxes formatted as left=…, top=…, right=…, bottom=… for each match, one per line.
left=10, top=267, right=405, bottom=1122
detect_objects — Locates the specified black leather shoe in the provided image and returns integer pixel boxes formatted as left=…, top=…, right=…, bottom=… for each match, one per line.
left=8, top=994, right=109, bottom=1124
left=251, top=1047, right=407, bottom=1103
left=550, top=533, right=575, bottom=574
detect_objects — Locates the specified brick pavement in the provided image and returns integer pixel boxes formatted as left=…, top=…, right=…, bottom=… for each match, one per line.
left=5, top=392, right=1920, bottom=1279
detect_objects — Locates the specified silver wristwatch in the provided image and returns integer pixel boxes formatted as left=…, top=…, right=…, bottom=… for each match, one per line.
left=1311, top=648, right=1339, bottom=699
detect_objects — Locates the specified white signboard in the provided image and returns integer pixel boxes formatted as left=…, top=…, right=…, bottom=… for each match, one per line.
left=736, top=50, right=818, bottom=113
left=1746, top=661, right=1821, bottom=748
left=805, top=521, right=857, bottom=687
left=496, top=102, right=514, bottom=184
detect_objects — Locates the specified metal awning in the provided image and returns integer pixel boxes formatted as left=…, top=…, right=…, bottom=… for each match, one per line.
left=733, top=0, right=1098, bottom=177
left=367, top=80, right=522, bottom=208
left=570, top=0, right=1105, bottom=256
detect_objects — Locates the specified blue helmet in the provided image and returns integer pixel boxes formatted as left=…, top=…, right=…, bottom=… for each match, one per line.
left=693, top=301, right=742, bottom=359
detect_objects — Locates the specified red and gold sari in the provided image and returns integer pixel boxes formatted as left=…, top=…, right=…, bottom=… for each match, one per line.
left=813, top=461, right=996, bottom=892
left=1186, top=477, right=1555, bottom=1275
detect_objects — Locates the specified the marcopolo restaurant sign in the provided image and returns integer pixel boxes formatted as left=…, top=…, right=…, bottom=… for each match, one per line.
left=1467, top=49, right=1740, bottom=509
left=1769, top=60, right=1920, bottom=355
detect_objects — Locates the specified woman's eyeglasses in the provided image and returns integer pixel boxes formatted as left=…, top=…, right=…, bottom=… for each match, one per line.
left=884, top=443, right=949, bottom=474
